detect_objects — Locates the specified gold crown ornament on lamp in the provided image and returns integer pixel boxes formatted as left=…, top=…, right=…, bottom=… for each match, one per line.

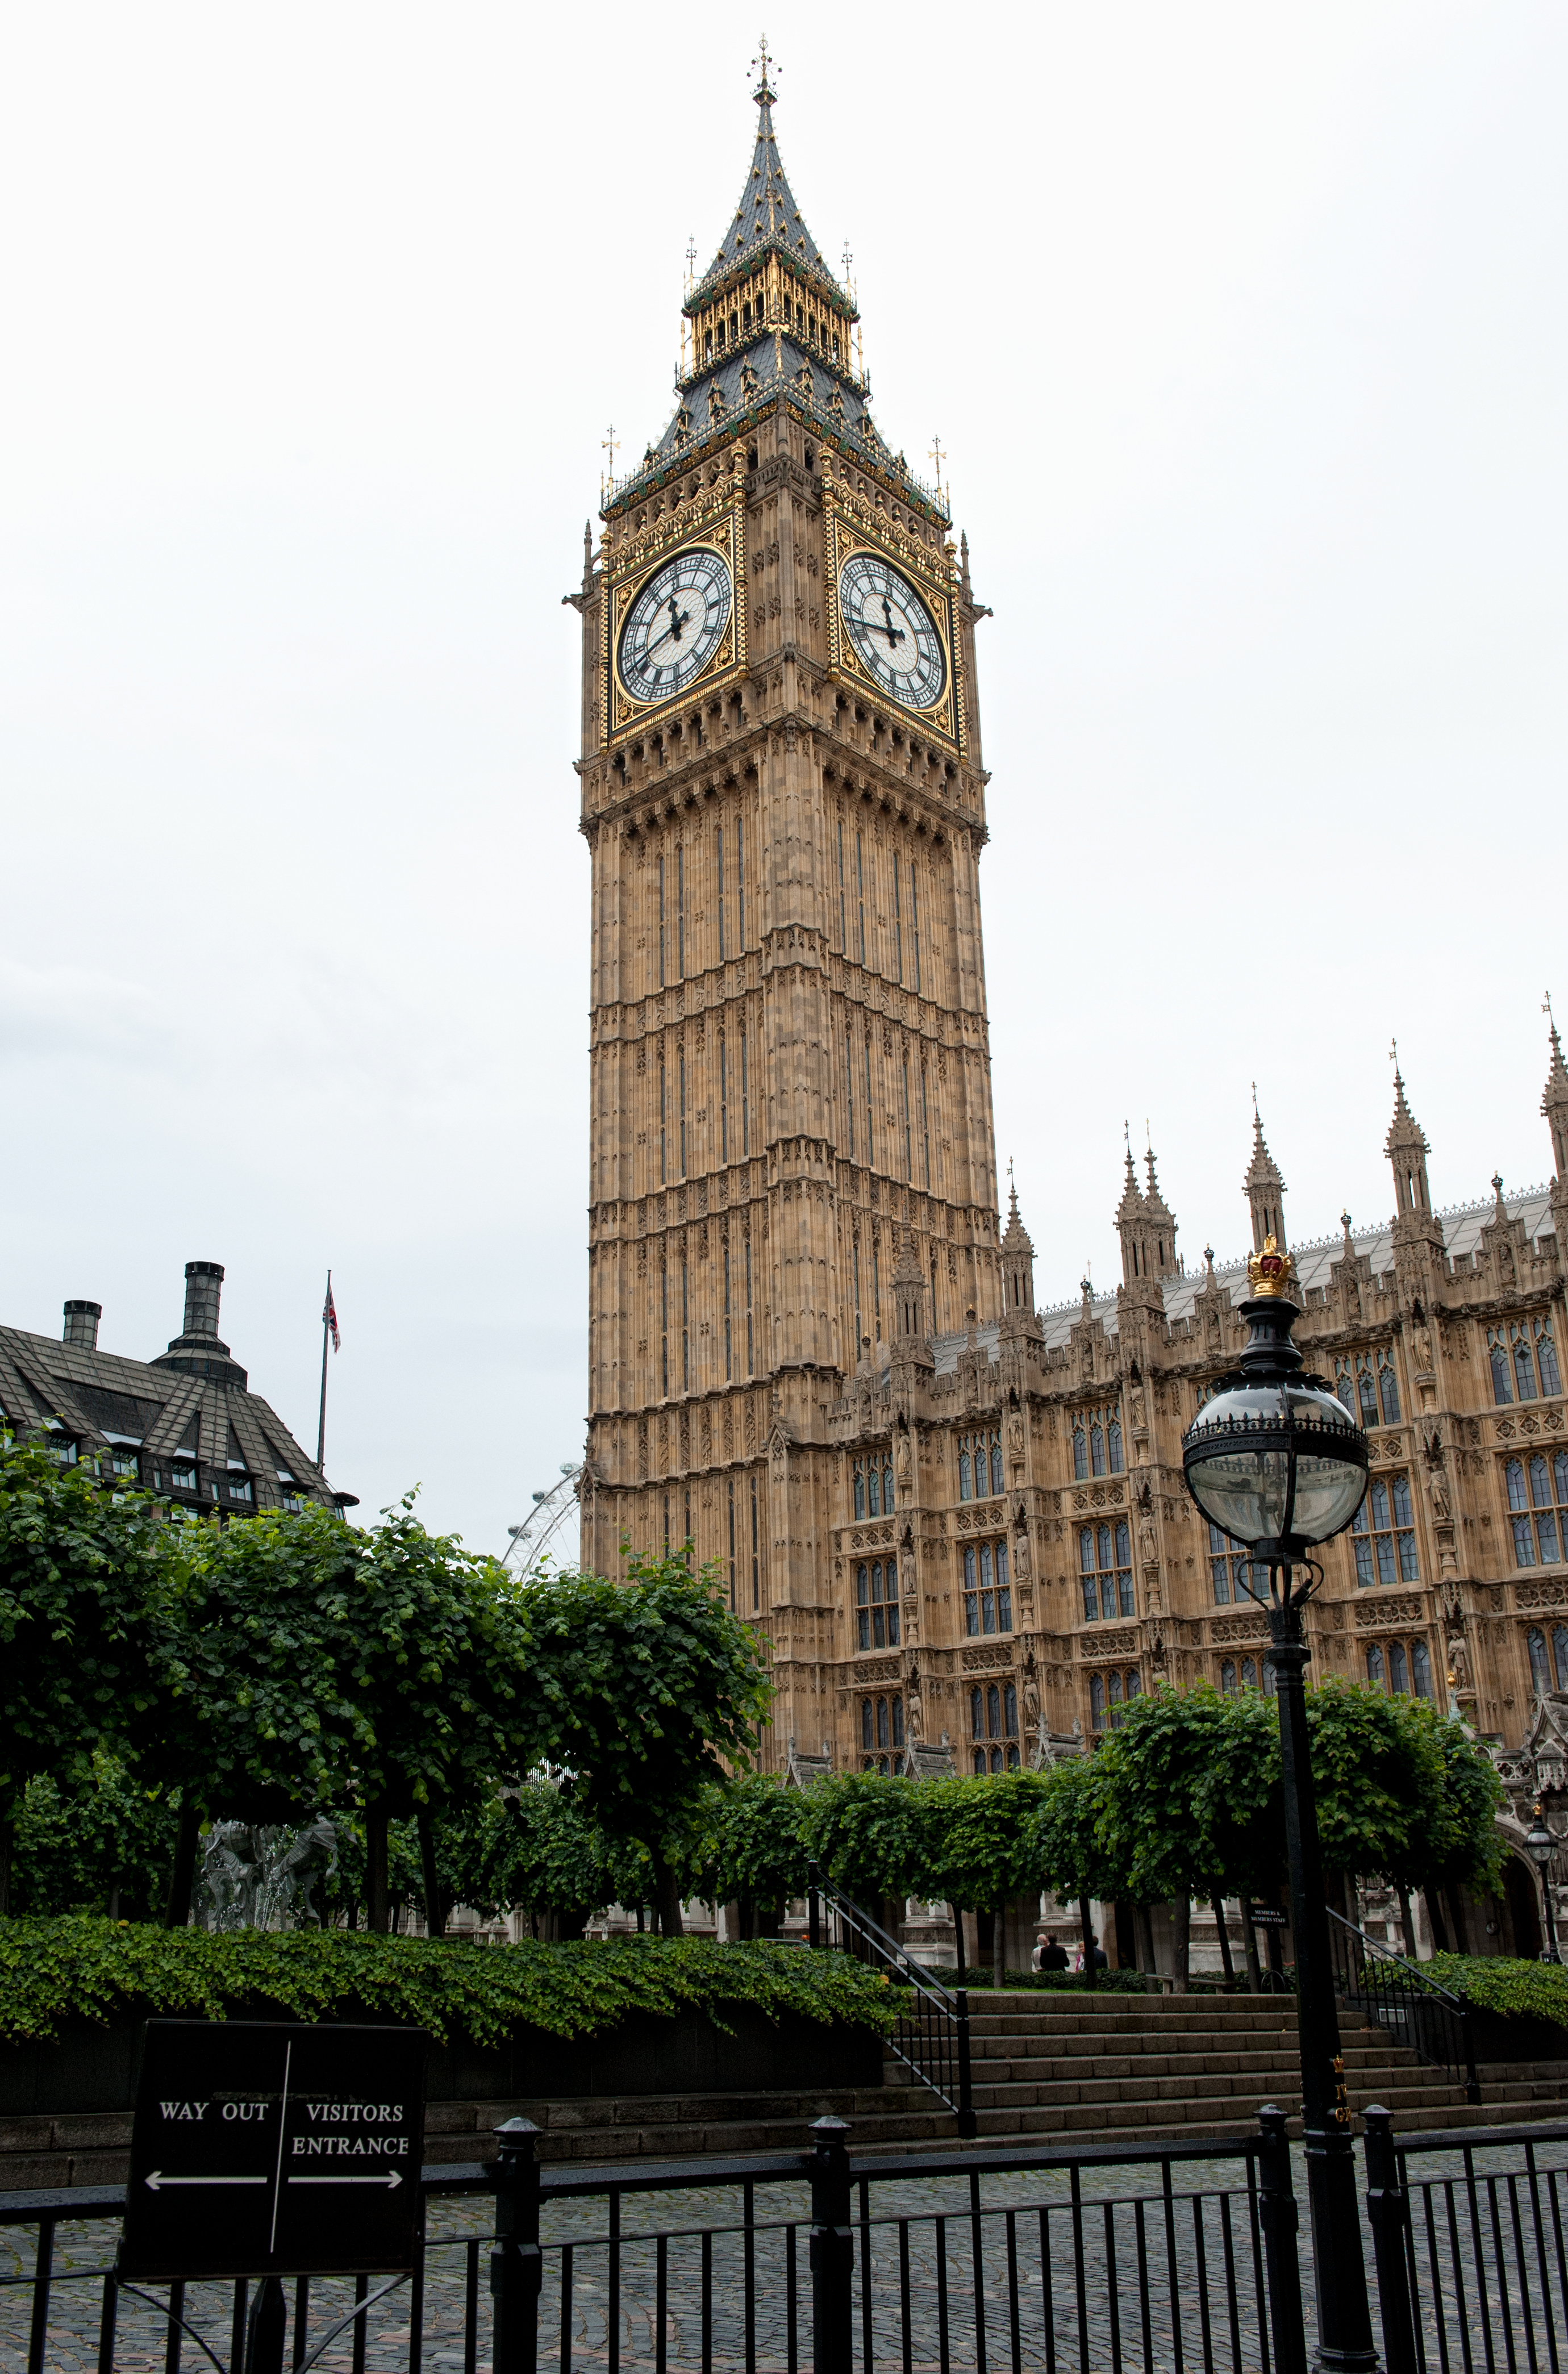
left=1246, top=1236, right=1296, bottom=1299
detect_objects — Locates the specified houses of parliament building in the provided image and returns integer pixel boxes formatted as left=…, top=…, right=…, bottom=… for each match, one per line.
left=572, top=60, right=1568, bottom=1780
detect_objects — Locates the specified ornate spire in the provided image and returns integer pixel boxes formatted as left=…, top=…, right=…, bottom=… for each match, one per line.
left=1385, top=1045, right=1433, bottom=1220
left=1544, top=992, right=1568, bottom=1182
left=1000, top=1167, right=1037, bottom=1328
left=691, top=48, right=844, bottom=306
left=1244, top=1090, right=1288, bottom=1253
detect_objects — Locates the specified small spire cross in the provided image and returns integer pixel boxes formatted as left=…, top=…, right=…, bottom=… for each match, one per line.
left=928, top=432, right=945, bottom=491
left=751, top=32, right=777, bottom=96
left=841, top=241, right=854, bottom=284
left=602, top=424, right=619, bottom=477
left=1546, top=988, right=1558, bottom=1036
left=1390, top=1034, right=1400, bottom=1074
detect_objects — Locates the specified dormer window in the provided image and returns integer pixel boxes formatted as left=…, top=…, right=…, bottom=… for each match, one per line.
left=43, top=1430, right=77, bottom=1465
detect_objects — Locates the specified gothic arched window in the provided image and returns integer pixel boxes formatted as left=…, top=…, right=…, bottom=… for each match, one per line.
left=987, top=1683, right=1002, bottom=1739
left=1378, top=1355, right=1401, bottom=1425
left=1073, top=1427, right=1087, bottom=1480
left=853, top=1465, right=866, bottom=1520
left=1514, top=1325, right=1540, bottom=1403
left=1241, top=1657, right=1258, bottom=1688
left=884, top=1461, right=895, bottom=1512
left=1090, top=1424, right=1106, bottom=1477
left=1107, top=1670, right=1125, bottom=1728
left=1512, top=1456, right=1567, bottom=1566
left=1537, top=1322, right=1562, bottom=1398
left=1389, top=1642, right=1408, bottom=1693
left=1553, top=1628, right=1568, bottom=1691
left=1090, top=1674, right=1105, bottom=1729
left=973, top=1750, right=988, bottom=1776
left=1529, top=1626, right=1552, bottom=1693
left=990, top=1437, right=1003, bottom=1497
left=1108, top=1420, right=1124, bottom=1472
left=1411, top=1641, right=1432, bottom=1700
left=1334, top=1361, right=1354, bottom=1418
left=970, top=1687, right=984, bottom=1739
left=1004, top=1683, right=1019, bottom=1737
left=1356, top=1357, right=1380, bottom=1430
left=1366, top=1643, right=1384, bottom=1687
left=1508, top=1458, right=1528, bottom=1511
left=1221, top=1659, right=1237, bottom=1695
left=1125, top=1670, right=1143, bottom=1705
left=867, top=1463, right=881, bottom=1517
left=958, top=1444, right=972, bottom=1500
left=1489, top=1329, right=1513, bottom=1406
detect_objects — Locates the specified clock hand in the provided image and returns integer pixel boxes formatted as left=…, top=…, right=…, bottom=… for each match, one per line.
left=639, top=603, right=694, bottom=665
left=879, top=595, right=907, bottom=648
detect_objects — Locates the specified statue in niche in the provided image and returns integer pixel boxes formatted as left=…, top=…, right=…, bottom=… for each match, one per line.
left=1447, top=1634, right=1471, bottom=1692
left=906, top=1671, right=924, bottom=1739
left=1007, top=1409, right=1025, bottom=1462
left=895, top=1429, right=913, bottom=1486
left=1416, top=1326, right=1435, bottom=1374
left=1427, top=1472, right=1452, bottom=1524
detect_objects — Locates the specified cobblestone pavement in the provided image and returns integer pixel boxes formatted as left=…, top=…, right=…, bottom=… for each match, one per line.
left=4, top=2139, right=1565, bottom=2372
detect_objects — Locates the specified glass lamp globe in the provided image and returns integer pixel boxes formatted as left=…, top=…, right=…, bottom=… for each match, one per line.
left=1182, top=1239, right=1369, bottom=1562
left=1527, top=1810, right=1556, bottom=1870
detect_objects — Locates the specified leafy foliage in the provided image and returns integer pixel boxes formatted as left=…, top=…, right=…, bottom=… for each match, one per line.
left=800, top=1771, right=933, bottom=1904
left=0, top=1443, right=173, bottom=1826
left=1027, top=1756, right=1124, bottom=1905
left=0, top=1916, right=897, bottom=2048
left=11, top=1760, right=180, bottom=1922
left=444, top=1784, right=649, bottom=1926
left=1423, top=1952, right=1568, bottom=2028
left=921, top=1772, right=1050, bottom=1913
left=682, top=1774, right=811, bottom=1909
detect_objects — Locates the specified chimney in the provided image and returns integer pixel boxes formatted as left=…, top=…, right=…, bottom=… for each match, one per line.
left=182, top=1261, right=224, bottom=1341
left=62, top=1300, right=101, bottom=1351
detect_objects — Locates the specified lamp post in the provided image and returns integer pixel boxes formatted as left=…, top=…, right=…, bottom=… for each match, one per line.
left=1525, top=1804, right=1561, bottom=1963
left=1182, top=1237, right=1375, bottom=2374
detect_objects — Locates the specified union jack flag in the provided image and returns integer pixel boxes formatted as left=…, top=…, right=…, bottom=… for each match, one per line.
left=323, top=1276, right=341, bottom=1353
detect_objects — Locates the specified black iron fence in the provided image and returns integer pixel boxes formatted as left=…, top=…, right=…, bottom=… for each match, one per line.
left=806, top=1860, right=974, bottom=2136
left=7, top=2107, right=1567, bottom=2373
left=1327, top=1908, right=1481, bottom=2102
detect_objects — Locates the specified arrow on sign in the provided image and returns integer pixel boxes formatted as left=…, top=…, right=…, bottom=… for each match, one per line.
left=145, top=2172, right=268, bottom=2191
left=287, top=2171, right=403, bottom=2189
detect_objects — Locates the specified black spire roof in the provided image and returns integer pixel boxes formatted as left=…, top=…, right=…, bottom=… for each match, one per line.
left=690, top=59, right=844, bottom=308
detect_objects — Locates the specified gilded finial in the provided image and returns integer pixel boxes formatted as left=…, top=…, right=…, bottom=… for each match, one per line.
left=929, top=432, right=945, bottom=494
left=751, top=32, right=778, bottom=103
left=1246, top=1234, right=1296, bottom=1299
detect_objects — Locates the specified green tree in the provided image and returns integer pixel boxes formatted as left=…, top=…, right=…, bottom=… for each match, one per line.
left=685, top=1773, right=810, bottom=1933
left=444, top=1781, right=647, bottom=1936
left=11, top=1755, right=180, bottom=1920
left=1398, top=1705, right=1505, bottom=1954
left=0, top=1440, right=176, bottom=1912
left=510, top=1547, right=773, bottom=1934
left=800, top=1771, right=933, bottom=1909
left=143, top=1497, right=528, bottom=1931
left=925, top=1770, right=1050, bottom=1987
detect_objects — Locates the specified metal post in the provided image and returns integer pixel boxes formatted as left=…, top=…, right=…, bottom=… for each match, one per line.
left=1256, top=2106, right=1309, bottom=2374
left=953, top=1989, right=976, bottom=2138
left=808, top=2116, right=854, bottom=2374
left=1267, top=1587, right=1379, bottom=2374
left=808, top=1879, right=821, bottom=1951
left=1542, top=1871, right=1561, bottom=1963
left=1362, top=2106, right=1419, bottom=2374
left=244, top=2276, right=287, bottom=2374
left=490, top=2116, right=543, bottom=2374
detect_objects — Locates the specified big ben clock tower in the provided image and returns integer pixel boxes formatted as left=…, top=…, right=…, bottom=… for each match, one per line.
left=574, top=52, right=1002, bottom=1768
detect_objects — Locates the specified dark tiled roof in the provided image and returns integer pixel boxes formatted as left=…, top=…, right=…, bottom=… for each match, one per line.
left=0, top=1325, right=337, bottom=1514
left=692, top=93, right=843, bottom=306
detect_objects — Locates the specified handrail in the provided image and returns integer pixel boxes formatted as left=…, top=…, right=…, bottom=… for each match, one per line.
left=1327, top=1906, right=1480, bottom=2103
left=806, top=1860, right=975, bottom=2137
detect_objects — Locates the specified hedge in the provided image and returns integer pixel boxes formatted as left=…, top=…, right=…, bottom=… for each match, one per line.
left=0, top=1918, right=899, bottom=2049
left=1424, top=1953, right=1568, bottom=2029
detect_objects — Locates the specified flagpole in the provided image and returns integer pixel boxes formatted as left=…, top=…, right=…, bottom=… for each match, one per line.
left=317, top=1269, right=332, bottom=1472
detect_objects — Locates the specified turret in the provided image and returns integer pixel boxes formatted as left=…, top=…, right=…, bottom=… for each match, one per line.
left=1115, top=1137, right=1152, bottom=1287
left=1142, top=1141, right=1179, bottom=1278
left=891, top=1228, right=929, bottom=1345
left=1386, top=1058, right=1434, bottom=1221
left=1244, top=1094, right=1288, bottom=1253
left=1000, top=1176, right=1036, bottom=1319
left=1544, top=999, right=1568, bottom=1185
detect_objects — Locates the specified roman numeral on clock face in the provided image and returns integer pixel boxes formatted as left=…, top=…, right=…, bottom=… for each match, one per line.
left=839, top=552, right=945, bottom=712
left=618, top=549, right=734, bottom=702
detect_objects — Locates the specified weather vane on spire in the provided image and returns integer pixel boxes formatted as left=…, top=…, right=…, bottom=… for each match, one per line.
left=1546, top=989, right=1557, bottom=1032
left=1390, top=1035, right=1399, bottom=1074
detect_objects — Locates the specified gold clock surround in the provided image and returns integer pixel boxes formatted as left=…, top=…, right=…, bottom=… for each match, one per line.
left=825, top=498, right=964, bottom=750
left=603, top=502, right=747, bottom=744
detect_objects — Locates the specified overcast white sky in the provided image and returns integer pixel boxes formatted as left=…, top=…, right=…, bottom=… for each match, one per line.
left=2, top=5, right=1563, bottom=1562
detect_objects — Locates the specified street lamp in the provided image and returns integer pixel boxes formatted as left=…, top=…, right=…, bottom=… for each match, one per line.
left=1182, top=1237, right=1375, bottom=2374
left=1525, top=1804, right=1561, bottom=1963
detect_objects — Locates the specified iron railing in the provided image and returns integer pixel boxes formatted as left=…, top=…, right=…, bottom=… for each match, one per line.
left=806, top=1860, right=974, bottom=2135
left=2, top=2112, right=1300, bottom=2374
left=1327, top=1908, right=1481, bottom=2102
left=1375, top=2112, right=1568, bottom=2374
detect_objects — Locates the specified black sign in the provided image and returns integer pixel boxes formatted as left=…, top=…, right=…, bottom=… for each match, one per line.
left=120, top=2020, right=427, bottom=2280
left=1248, top=1906, right=1289, bottom=1927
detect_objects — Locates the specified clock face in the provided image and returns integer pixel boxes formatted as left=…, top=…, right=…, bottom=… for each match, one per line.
left=838, top=553, right=946, bottom=711
left=618, top=548, right=733, bottom=702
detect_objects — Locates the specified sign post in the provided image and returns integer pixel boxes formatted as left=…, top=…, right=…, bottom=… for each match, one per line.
left=120, top=2018, right=427, bottom=2360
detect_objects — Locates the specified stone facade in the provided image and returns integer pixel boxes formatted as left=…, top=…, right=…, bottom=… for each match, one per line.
left=0, top=1259, right=344, bottom=1519
left=576, top=70, right=1568, bottom=1781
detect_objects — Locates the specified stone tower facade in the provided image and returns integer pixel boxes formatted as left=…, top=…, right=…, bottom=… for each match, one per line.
left=574, top=70, right=1568, bottom=1781
left=576, top=64, right=1002, bottom=1764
